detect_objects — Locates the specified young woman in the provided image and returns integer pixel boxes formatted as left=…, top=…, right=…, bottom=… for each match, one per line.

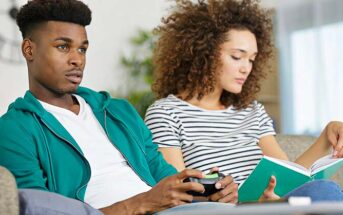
left=145, top=0, right=343, bottom=200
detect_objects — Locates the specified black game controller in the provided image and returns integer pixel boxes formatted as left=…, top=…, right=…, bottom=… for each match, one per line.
left=184, top=172, right=225, bottom=196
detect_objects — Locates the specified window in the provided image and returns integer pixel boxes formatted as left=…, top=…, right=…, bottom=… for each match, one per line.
left=276, top=0, right=343, bottom=134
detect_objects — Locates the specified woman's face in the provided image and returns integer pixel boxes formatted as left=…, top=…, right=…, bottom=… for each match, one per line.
left=216, top=29, right=258, bottom=94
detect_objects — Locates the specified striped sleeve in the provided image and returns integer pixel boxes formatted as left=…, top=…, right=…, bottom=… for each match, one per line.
left=145, top=104, right=181, bottom=148
left=257, top=102, right=276, bottom=138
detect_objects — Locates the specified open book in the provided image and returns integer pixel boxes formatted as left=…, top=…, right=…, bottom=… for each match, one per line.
left=238, top=155, right=343, bottom=202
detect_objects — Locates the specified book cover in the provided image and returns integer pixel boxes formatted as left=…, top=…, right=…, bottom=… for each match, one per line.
left=238, top=155, right=343, bottom=202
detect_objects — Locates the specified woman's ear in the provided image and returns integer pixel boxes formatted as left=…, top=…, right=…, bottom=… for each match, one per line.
left=22, top=39, right=34, bottom=61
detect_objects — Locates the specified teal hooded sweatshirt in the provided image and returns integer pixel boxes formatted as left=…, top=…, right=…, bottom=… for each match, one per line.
left=0, top=87, right=177, bottom=201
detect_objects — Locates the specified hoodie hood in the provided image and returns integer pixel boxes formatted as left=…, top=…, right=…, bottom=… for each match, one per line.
left=8, top=87, right=112, bottom=117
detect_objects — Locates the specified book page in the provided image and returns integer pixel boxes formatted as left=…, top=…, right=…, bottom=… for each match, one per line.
left=264, top=156, right=310, bottom=176
left=311, top=154, right=343, bottom=174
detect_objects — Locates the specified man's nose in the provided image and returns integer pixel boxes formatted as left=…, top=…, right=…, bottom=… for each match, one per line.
left=68, top=50, right=84, bottom=67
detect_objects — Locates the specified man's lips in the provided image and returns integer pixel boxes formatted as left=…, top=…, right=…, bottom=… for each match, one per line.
left=65, top=70, right=83, bottom=84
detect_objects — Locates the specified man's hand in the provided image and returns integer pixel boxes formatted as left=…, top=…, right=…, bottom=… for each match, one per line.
left=325, top=121, right=343, bottom=158
left=101, top=168, right=237, bottom=215
left=100, top=169, right=205, bottom=215
left=140, top=169, right=205, bottom=213
left=259, top=176, right=280, bottom=201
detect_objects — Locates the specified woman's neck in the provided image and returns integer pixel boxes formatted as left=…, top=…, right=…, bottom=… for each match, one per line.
left=179, top=90, right=226, bottom=110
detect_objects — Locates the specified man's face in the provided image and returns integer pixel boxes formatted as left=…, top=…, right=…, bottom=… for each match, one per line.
left=28, top=21, right=88, bottom=98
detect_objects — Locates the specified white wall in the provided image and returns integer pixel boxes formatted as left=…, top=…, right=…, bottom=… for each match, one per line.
left=0, top=0, right=28, bottom=115
left=261, top=0, right=314, bottom=8
left=84, top=0, right=171, bottom=95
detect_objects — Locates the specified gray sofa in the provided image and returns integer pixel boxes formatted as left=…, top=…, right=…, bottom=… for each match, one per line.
left=0, top=166, right=19, bottom=215
left=1, top=135, right=342, bottom=214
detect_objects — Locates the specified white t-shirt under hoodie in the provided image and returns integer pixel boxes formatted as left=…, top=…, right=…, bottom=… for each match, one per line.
left=40, top=95, right=151, bottom=209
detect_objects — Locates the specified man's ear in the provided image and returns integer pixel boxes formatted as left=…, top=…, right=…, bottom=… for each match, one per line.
left=22, top=39, right=35, bottom=61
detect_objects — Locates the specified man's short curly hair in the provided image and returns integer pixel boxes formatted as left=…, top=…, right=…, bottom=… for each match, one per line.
left=152, top=0, right=273, bottom=109
left=16, top=0, right=92, bottom=38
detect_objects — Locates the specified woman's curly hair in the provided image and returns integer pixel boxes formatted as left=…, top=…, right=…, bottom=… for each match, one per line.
left=152, top=0, right=273, bottom=109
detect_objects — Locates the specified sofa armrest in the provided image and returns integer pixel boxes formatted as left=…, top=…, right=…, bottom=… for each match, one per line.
left=0, top=166, right=19, bottom=215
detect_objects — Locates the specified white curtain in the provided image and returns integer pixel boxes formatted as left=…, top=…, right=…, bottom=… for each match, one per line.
left=276, top=0, right=343, bottom=134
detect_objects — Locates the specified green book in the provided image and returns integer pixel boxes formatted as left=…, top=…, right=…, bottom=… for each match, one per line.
left=238, top=155, right=343, bottom=203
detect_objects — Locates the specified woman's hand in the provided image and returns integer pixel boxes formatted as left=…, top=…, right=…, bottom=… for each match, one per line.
left=259, top=176, right=280, bottom=201
left=325, top=121, right=343, bottom=158
left=295, top=121, right=343, bottom=168
left=206, top=167, right=238, bottom=204
left=207, top=174, right=238, bottom=203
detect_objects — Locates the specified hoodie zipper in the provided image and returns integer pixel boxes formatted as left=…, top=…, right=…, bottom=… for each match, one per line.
left=103, top=110, right=150, bottom=186
left=34, top=116, right=58, bottom=192
left=41, top=120, right=91, bottom=200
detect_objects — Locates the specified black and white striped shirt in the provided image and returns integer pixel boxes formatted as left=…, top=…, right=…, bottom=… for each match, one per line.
left=145, top=94, right=275, bottom=185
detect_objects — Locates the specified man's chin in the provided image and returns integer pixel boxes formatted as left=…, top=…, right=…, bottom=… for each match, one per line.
left=57, top=85, right=80, bottom=95
left=66, top=86, right=79, bottom=94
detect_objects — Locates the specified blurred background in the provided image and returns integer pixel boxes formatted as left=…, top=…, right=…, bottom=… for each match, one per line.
left=0, top=0, right=342, bottom=135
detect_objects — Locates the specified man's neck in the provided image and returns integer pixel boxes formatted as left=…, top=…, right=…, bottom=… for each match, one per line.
left=33, top=91, right=80, bottom=115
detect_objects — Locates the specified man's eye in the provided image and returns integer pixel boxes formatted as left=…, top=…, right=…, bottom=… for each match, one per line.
left=57, top=45, right=68, bottom=50
left=79, top=47, right=87, bottom=54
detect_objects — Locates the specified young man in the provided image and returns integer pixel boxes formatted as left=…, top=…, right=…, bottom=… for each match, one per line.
left=0, top=0, right=237, bottom=214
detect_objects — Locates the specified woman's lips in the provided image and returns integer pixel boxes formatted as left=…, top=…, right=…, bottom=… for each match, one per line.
left=235, top=78, right=246, bottom=85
